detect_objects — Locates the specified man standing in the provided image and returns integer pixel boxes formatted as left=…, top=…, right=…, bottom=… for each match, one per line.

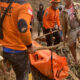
left=60, top=0, right=80, bottom=64
left=37, top=3, right=44, bottom=36
left=0, top=0, right=35, bottom=80
left=43, top=0, right=62, bottom=46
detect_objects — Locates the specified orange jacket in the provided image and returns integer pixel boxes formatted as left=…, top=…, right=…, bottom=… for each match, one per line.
left=0, top=2, right=33, bottom=50
left=43, top=6, right=61, bottom=29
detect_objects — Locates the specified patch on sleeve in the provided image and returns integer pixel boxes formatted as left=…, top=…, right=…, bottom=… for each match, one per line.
left=28, top=8, right=33, bottom=15
left=21, top=27, right=27, bottom=32
left=18, top=19, right=28, bottom=33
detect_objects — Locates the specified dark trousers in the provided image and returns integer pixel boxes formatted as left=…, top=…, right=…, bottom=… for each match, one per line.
left=38, top=21, right=43, bottom=36
left=30, top=28, right=33, bottom=35
left=3, top=51, right=30, bottom=80
left=43, top=28, right=61, bottom=46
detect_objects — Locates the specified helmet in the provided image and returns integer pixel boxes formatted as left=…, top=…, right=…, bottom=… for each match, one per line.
left=50, top=0, right=61, bottom=3
left=0, top=0, right=28, bottom=4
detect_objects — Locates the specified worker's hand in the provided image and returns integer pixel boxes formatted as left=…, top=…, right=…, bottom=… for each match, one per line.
left=49, top=29, right=53, bottom=34
left=58, top=26, right=62, bottom=31
left=27, top=45, right=36, bottom=54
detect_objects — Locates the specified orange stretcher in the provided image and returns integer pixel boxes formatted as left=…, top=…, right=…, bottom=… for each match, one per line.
left=29, top=41, right=69, bottom=80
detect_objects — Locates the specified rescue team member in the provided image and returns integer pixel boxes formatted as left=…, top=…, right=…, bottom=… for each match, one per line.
left=37, top=3, right=44, bottom=36
left=60, top=0, right=80, bottom=64
left=43, top=0, right=62, bottom=46
left=0, top=0, right=35, bottom=80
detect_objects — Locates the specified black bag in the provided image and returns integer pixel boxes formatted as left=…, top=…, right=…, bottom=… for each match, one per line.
left=0, top=2, right=13, bottom=39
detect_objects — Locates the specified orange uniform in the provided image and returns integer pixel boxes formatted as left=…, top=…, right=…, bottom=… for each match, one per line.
left=0, top=2, right=33, bottom=50
left=50, top=0, right=61, bottom=3
left=43, top=6, right=60, bottom=29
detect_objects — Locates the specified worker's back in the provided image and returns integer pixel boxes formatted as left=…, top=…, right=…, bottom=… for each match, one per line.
left=0, top=1, right=34, bottom=80
left=0, top=2, right=32, bottom=50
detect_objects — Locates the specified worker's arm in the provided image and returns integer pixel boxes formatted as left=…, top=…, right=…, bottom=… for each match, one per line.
left=43, top=9, right=51, bottom=29
left=18, top=4, right=33, bottom=48
left=60, top=11, right=68, bottom=41
left=76, top=10, right=80, bottom=25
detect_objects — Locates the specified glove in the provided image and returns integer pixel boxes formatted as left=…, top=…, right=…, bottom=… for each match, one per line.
left=27, top=45, right=36, bottom=54
left=58, top=26, right=62, bottom=31
left=49, top=29, right=53, bottom=34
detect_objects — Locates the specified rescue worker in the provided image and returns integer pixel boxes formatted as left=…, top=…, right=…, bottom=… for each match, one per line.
left=37, top=3, right=44, bottom=36
left=0, top=0, right=35, bottom=80
left=43, top=0, right=62, bottom=46
left=60, top=0, right=80, bottom=64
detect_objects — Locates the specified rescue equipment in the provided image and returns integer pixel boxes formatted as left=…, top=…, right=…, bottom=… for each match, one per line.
left=29, top=41, right=69, bottom=80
